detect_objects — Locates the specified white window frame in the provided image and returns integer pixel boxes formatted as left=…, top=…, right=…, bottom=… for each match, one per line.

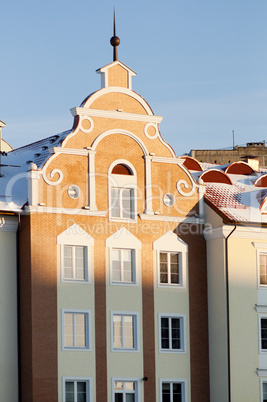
left=62, top=309, right=91, bottom=351
left=153, top=231, right=188, bottom=289
left=57, top=224, right=94, bottom=284
left=112, top=377, right=140, bottom=402
left=110, top=248, right=136, bottom=284
left=260, top=379, right=267, bottom=402
left=158, top=251, right=182, bottom=287
left=159, top=313, right=186, bottom=353
left=62, top=377, right=92, bottom=402
left=106, top=227, right=141, bottom=287
left=159, top=379, right=187, bottom=402
left=259, top=314, right=267, bottom=354
left=111, top=311, right=139, bottom=352
left=62, top=244, right=88, bottom=282
left=257, top=249, right=267, bottom=289
left=108, top=159, right=137, bottom=223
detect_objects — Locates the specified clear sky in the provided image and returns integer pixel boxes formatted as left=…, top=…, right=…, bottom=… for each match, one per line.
left=1, top=0, right=267, bottom=156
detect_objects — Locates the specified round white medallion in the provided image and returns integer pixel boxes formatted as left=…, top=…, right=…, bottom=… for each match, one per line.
left=163, top=193, right=175, bottom=207
left=144, top=123, right=158, bottom=140
left=79, top=116, right=94, bottom=133
left=68, top=185, right=80, bottom=199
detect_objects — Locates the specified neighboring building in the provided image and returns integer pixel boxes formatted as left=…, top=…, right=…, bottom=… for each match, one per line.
left=0, top=120, right=13, bottom=152
left=190, top=141, right=267, bottom=167
left=181, top=156, right=267, bottom=402
left=0, top=33, right=210, bottom=401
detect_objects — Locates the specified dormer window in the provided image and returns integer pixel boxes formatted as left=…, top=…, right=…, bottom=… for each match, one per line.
left=109, top=161, right=137, bottom=222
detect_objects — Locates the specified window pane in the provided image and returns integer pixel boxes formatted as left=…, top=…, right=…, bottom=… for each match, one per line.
left=123, top=250, right=133, bottom=282
left=76, top=314, right=86, bottom=347
left=112, top=249, right=122, bottom=281
left=125, top=382, right=135, bottom=391
left=173, top=383, right=182, bottom=402
left=122, top=189, right=132, bottom=218
left=260, top=254, right=267, bottom=285
left=263, top=382, right=267, bottom=400
left=126, top=394, right=135, bottom=402
left=65, top=313, right=74, bottom=347
left=160, top=253, right=167, bottom=263
left=115, top=395, right=123, bottom=402
left=160, top=253, right=168, bottom=283
left=114, top=381, right=123, bottom=390
left=162, top=383, right=171, bottom=402
left=77, top=382, right=86, bottom=402
left=262, top=319, right=267, bottom=349
left=64, top=246, right=73, bottom=279
left=65, top=382, right=74, bottom=402
left=124, top=316, right=134, bottom=348
left=75, top=247, right=85, bottom=280
left=111, top=188, right=120, bottom=217
left=172, top=318, right=181, bottom=349
left=113, top=316, right=122, bottom=348
left=161, top=318, right=169, bottom=349
left=170, top=253, right=179, bottom=284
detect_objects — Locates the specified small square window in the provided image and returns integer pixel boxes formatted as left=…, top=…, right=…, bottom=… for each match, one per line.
left=113, top=380, right=137, bottom=402
left=159, top=252, right=180, bottom=286
left=63, top=311, right=90, bottom=350
left=63, top=245, right=87, bottom=281
left=112, top=313, right=138, bottom=351
left=159, top=315, right=185, bottom=353
left=64, top=379, right=90, bottom=402
left=111, top=249, right=135, bottom=283
left=160, top=381, right=185, bottom=402
left=260, top=253, right=267, bottom=286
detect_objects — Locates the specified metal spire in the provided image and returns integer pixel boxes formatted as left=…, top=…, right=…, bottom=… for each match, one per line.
left=110, top=10, right=120, bottom=61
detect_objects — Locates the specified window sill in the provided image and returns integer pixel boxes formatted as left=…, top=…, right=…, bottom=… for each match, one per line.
left=110, top=281, right=138, bottom=287
left=112, top=348, right=139, bottom=353
left=61, top=279, right=90, bottom=284
left=109, top=217, right=137, bottom=223
left=62, top=347, right=91, bottom=352
left=158, top=283, right=184, bottom=289
left=159, top=349, right=186, bottom=354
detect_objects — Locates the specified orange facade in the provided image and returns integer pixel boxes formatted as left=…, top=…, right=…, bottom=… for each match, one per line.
left=17, top=60, right=209, bottom=401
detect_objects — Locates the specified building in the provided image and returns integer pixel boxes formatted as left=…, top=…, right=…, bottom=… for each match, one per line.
left=181, top=156, right=267, bottom=402
left=0, top=30, right=210, bottom=401
left=4, top=20, right=267, bottom=402
left=190, top=141, right=267, bottom=167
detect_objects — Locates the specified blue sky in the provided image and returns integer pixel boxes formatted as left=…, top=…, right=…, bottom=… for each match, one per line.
left=1, top=0, right=267, bottom=156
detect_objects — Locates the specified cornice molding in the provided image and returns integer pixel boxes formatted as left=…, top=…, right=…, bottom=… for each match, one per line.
left=139, top=213, right=205, bottom=224
left=204, top=224, right=267, bottom=241
left=151, top=156, right=183, bottom=164
left=23, top=206, right=107, bottom=216
left=49, top=147, right=92, bottom=156
left=255, top=305, right=267, bottom=313
left=71, top=107, right=163, bottom=124
left=257, top=368, right=267, bottom=377
left=253, top=242, right=267, bottom=249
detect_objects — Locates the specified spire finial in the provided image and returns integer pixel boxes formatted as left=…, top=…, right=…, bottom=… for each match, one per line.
left=110, top=9, right=120, bottom=61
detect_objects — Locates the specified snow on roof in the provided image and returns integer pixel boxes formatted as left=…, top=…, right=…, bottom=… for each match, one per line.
left=183, top=159, right=267, bottom=224
left=0, top=129, right=71, bottom=211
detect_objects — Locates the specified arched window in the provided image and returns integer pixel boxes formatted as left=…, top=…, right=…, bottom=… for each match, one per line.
left=111, top=164, right=133, bottom=175
left=108, top=160, right=137, bottom=221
